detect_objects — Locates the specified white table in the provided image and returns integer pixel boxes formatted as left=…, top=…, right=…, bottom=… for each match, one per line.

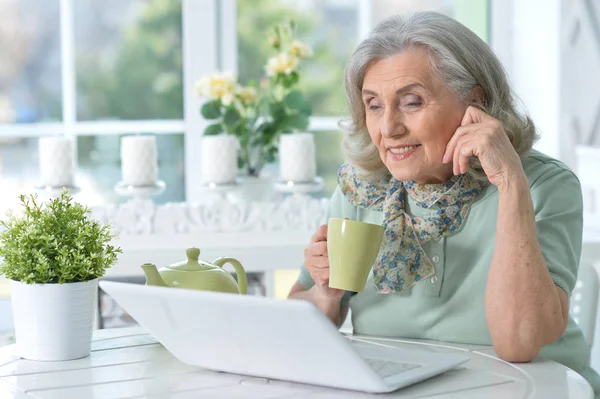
left=0, top=327, right=593, bottom=399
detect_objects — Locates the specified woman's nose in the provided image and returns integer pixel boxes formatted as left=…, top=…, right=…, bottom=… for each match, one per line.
left=381, top=110, right=405, bottom=138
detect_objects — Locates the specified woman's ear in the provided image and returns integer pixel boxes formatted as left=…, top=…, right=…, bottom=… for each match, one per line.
left=470, top=86, right=485, bottom=107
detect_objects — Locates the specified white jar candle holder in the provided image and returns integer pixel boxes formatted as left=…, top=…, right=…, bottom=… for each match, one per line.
left=201, top=135, right=239, bottom=185
left=278, top=132, right=317, bottom=183
left=36, top=136, right=80, bottom=196
left=115, top=135, right=165, bottom=198
left=120, top=135, right=158, bottom=186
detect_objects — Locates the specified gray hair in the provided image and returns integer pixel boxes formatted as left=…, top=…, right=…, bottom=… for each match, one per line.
left=341, top=11, right=537, bottom=181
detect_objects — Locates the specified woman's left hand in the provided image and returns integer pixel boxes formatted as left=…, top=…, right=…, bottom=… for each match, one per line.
left=443, top=106, right=526, bottom=192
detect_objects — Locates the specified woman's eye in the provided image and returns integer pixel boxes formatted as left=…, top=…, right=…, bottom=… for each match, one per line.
left=366, top=100, right=382, bottom=110
left=402, top=96, right=423, bottom=108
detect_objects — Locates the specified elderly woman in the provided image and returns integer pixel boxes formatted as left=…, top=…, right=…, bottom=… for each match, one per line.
left=288, top=11, right=600, bottom=395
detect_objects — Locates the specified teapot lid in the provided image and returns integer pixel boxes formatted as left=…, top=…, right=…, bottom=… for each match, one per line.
left=166, top=247, right=214, bottom=271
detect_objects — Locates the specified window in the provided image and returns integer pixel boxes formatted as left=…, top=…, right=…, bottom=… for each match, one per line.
left=0, top=0, right=187, bottom=209
left=370, top=0, right=489, bottom=42
left=74, top=0, right=184, bottom=121
left=0, top=0, right=62, bottom=124
left=0, top=0, right=492, bottom=319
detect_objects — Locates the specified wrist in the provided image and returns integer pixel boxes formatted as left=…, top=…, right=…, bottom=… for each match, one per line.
left=311, top=285, right=344, bottom=306
left=497, top=171, right=529, bottom=196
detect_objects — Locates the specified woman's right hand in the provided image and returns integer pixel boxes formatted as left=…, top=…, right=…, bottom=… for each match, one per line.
left=304, top=224, right=345, bottom=301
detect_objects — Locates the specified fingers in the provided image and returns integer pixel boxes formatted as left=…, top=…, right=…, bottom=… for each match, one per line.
left=306, top=254, right=329, bottom=270
left=445, top=105, right=493, bottom=163
left=452, top=136, right=476, bottom=175
left=443, top=125, right=472, bottom=163
left=460, top=105, right=491, bottom=126
left=311, top=224, right=328, bottom=243
left=306, top=224, right=332, bottom=286
left=305, top=241, right=327, bottom=258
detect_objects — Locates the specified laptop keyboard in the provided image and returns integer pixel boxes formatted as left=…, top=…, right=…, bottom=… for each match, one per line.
left=364, top=358, right=421, bottom=378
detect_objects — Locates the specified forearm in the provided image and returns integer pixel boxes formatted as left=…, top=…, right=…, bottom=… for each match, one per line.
left=289, top=285, right=345, bottom=327
left=485, top=177, right=567, bottom=361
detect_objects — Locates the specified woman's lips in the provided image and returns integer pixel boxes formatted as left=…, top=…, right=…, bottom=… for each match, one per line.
left=387, top=144, right=421, bottom=161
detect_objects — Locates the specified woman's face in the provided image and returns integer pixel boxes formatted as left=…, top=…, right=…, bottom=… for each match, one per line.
left=362, top=47, right=468, bottom=184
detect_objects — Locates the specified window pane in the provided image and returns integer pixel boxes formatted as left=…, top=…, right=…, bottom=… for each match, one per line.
left=237, top=0, right=358, bottom=116
left=314, top=130, right=345, bottom=197
left=77, top=134, right=185, bottom=205
left=74, top=0, right=183, bottom=120
left=0, top=138, right=39, bottom=214
left=371, top=0, right=490, bottom=43
left=0, top=0, right=62, bottom=123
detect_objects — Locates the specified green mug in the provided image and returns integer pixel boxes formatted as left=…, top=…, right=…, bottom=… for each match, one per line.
left=327, top=218, right=385, bottom=292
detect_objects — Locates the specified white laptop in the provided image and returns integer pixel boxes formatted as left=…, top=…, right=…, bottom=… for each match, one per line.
left=99, top=281, right=469, bottom=394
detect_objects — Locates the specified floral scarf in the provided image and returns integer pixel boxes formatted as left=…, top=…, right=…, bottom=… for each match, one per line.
left=338, top=164, right=487, bottom=293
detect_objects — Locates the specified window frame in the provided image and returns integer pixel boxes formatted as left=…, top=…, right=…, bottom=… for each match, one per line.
left=0, top=0, right=498, bottom=204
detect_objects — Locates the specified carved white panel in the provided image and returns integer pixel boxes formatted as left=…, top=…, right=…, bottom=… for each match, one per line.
left=90, top=195, right=329, bottom=236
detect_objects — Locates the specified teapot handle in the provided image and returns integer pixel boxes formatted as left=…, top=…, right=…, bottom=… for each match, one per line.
left=212, top=257, right=248, bottom=295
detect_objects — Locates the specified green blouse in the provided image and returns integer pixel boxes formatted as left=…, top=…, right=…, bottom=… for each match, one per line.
left=297, top=150, right=600, bottom=396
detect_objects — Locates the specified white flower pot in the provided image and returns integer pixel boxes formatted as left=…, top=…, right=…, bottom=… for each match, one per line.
left=237, top=174, right=276, bottom=202
left=10, top=279, right=98, bottom=361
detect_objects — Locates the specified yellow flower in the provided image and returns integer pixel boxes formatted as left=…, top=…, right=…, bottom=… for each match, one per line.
left=237, top=86, right=258, bottom=106
left=265, top=53, right=299, bottom=76
left=221, top=93, right=235, bottom=106
left=289, top=40, right=313, bottom=58
left=268, top=34, right=280, bottom=49
left=195, top=72, right=236, bottom=101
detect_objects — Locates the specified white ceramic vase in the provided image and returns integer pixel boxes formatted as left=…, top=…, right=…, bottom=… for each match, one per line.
left=10, top=279, right=98, bottom=361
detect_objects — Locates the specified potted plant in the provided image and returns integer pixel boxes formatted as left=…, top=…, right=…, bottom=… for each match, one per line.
left=195, top=20, right=314, bottom=182
left=0, top=190, right=121, bottom=361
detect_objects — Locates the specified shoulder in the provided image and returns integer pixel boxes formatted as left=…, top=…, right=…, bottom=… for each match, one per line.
left=327, top=186, right=359, bottom=219
left=521, top=149, right=581, bottom=192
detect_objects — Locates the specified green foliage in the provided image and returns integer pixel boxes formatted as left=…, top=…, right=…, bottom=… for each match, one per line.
left=77, top=0, right=183, bottom=120
left=223, top=107, right=241, bottom=126
left=201, top=101, right=222, bottom=120
left=204, top=123, right=223, bottom=136
left=284, top=90, right=304, bottom=110
left=237, top=0, right=351, bottom=116
left=0, top=191, right=122, bottom=284
left=198, top=18, right=316, bottom=176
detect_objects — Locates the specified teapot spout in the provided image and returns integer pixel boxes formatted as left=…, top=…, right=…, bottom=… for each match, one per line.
left=141, top=263, right=169, bottom=287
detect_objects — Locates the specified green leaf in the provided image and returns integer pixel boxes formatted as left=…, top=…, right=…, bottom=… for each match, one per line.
left=264, top=147, right=278, bottom=163
left=284, top=90, right=304, bottom=110
left=286, top=113, right=310, bottom=130
left=234, top=124, right=248, bottom=137
left=223, top=107, right=241, bottom=126
left=201, top=100, right=222, bottom=119
left=299, top=100, right=312, bottom=116
left=204, top=123, right=223, bottom=135
left=282, top=72, right=299, bottom=89
left=269, top=102, right=286, bottom=122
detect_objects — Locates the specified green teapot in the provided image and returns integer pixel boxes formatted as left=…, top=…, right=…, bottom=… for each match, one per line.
left=141, top=247, right=247, bottom=294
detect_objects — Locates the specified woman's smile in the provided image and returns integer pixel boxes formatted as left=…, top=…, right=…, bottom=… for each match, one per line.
left=387, top=144, right=422, bottom=162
